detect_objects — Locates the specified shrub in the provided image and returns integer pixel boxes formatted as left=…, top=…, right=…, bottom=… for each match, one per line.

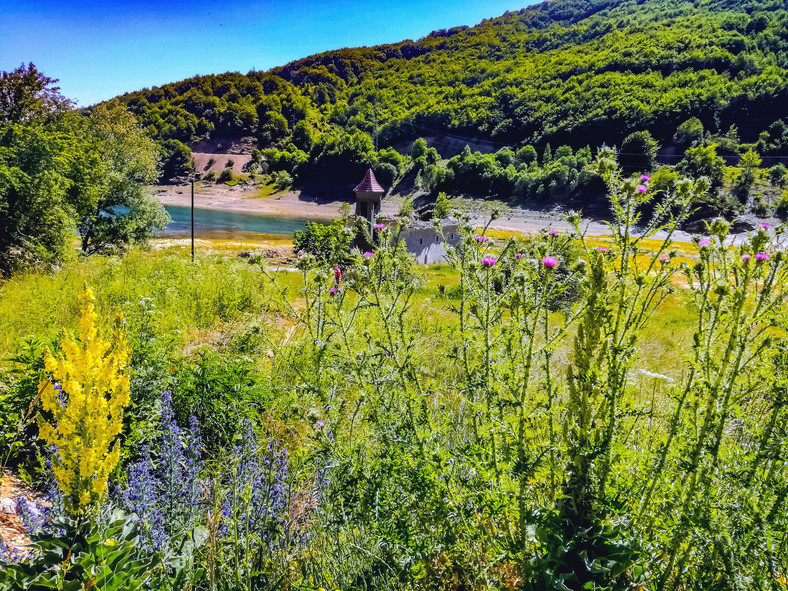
left=217, top=167, right=234, bottom=183
left=293, top=220, right=353, bottom=265
left=674, top=116, right=704, bottom=147
left=271, top=169, right=293, bottom=191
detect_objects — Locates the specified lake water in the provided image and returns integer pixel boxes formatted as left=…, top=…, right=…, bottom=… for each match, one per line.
left=160, top=205, right=315, bottom=238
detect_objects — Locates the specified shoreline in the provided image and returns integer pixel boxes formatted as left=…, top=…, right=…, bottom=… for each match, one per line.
left=154, top=183, right=615, bottom=237
left=154, top=184, right=762, bottom=246
left=155, top=184, right=343, bottom=220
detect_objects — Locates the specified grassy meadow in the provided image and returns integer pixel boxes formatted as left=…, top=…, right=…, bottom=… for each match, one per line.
left=0, top=168, right=787, bottom=591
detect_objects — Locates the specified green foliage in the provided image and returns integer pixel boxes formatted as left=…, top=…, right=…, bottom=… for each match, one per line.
left=649, top=165, right=680, bottom=195
left=0, top=337, right=48, bottom=474
left=433, top=191, right=451, bottom=219
left=292, top=219, right=353, bottom=265
left=74, top=102, right=168, bottom=255
left=0, top=63, right=71, bottom=124
left=0, top=512, right=159, bottom=590
left=217, top=167, right=234, bottom=183
left=159, top=139, right=192, bottom=180
left=674, top=117, right=704, bottom=147
left=620, top=130, right=659, bottom=172
left=0, top=121, right=76, bottom=275
left=769, top=163, right=787, bottom=186
left=172, top=350, right=272, bottom=452
left=0, top=67, right=168, bottom=272
left=757, top=119, right=787, bottom=154
left=733, top=147, right=762, bottom=200
left=677, top=142, right=726, bottom=189
left=270, top=169, right=292, bottom=191
left=443, top=142, right=593, bottom=199
left=114, top=0, right=788, bottom=179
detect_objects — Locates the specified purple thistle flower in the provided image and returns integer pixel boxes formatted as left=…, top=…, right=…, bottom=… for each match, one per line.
left=482, top=256, right=497, bottom=267
left=542, top=256, right=559, bottom=268
left=329, top=288, right=337, bottom=294
left=548, top=230, right=557, bottom=236
left=474, top=235, right=486, bottom=243
left=760, top=222, right=770, bottom=229
left=659, top=256, right=670, bottom=263
left=698, top=238, right=712, bottom=247
left=756, top=252, right=769, bottom=260
left=641, top=174, right=651, bottom=182
left=515, top=253, right=524, bottom=259
left=637, top=184, right=647, bottom=193
left=373, top=223, right=385, bottom=230
left=363, top=251, right=374, bottom=258
left=598, top=247, right=609, bottom=253
left=742, top=254, right=751, bottom=262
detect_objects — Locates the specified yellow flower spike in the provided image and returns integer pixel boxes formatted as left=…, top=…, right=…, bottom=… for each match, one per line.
left=36, top=286, right=131, bottom=516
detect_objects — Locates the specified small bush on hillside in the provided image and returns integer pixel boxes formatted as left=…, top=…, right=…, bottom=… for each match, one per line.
left=271, top=170, right=293, bottom=191
left=217, top=167, right=234, bottom=183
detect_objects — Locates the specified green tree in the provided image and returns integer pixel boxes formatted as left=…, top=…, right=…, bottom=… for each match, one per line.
left=768, top=164, right=787, bottom=187
left=733, top=148, right=762, bottom=200
left=0, top=123, right=74, bottom=275
left=159, top=139, right=193, bottom=180
left=542, top=143, right=552, bottom=164
left=293, top=220, right=353, bottom=264
left=0, top=63, right=71, bottom=123
left=677, top=143, right=725, bottom=190
left=74, top=102, right=168, bottom=255
left=0, top=64, right=76, bottom=275
left=292, top=120, right=315, bottom=153
left=516, top=145, right=538, bottom=165
left=674, top=117, right=704, bottom=147
left=620, top=130, right=659, bottom=172
left=433, top=191, right=451, bottom=219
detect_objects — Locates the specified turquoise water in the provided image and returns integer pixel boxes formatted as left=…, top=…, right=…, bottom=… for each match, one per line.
left=161, top=205, right=315, bottom=237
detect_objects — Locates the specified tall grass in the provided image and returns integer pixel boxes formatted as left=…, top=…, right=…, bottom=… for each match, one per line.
left=0, top=251, right=272, bottom=361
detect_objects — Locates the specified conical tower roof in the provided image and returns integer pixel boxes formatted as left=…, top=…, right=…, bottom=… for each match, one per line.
left=354, top=168, right=384, bottom=193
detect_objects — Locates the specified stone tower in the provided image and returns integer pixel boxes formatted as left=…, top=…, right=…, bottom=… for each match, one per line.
left=353, top=169, right=384, bottom=225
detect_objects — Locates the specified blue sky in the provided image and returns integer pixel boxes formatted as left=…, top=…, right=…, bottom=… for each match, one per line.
left=1, top=0, right=528, bottom=107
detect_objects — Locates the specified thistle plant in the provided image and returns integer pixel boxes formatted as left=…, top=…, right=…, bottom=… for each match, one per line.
left=37, top=286, right=131, bottom=515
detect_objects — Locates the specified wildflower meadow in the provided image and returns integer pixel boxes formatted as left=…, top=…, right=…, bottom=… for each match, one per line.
left=0, top=151, right=787, bottom=589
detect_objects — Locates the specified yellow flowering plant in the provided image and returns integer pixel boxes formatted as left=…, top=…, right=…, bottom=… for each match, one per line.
left=37, top=287, right=131, bottom=515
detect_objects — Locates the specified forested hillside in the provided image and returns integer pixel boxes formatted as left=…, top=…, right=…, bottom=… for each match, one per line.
left=114, top=0, right=788, bottom=206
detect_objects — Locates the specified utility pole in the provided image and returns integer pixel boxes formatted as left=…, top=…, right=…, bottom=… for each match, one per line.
left=191, top=175, right=195, bottom=262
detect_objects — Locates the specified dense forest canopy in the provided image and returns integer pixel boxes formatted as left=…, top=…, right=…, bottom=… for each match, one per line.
left=115, top=0, right=788, bottom=155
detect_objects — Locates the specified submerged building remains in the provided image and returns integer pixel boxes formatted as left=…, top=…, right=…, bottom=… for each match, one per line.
left=353, top=169, right=461, bottom=265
